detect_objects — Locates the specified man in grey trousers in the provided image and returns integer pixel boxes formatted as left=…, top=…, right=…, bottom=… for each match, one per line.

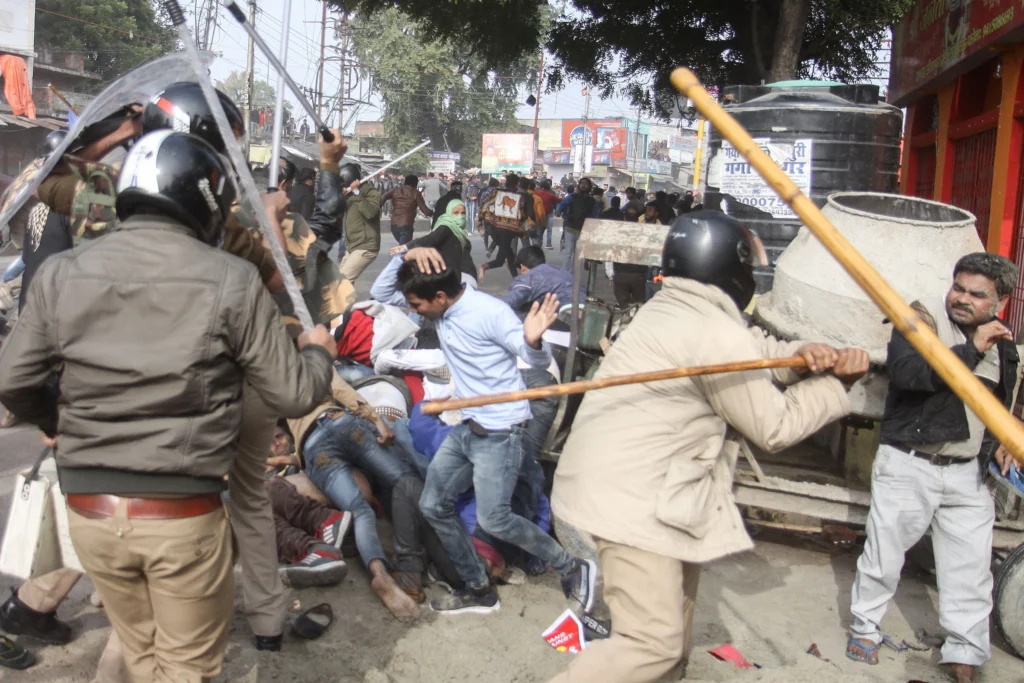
left=846, top=253, right=1020, bottom=683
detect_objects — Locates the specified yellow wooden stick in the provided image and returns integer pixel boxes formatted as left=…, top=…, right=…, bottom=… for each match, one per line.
left=670, top=67, right=1024, bottom=467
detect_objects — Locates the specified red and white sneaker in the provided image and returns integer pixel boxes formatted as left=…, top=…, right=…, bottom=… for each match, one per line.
left=280, top=544, right=348, bottom=588
left=316, top=511, right=352, bottom=550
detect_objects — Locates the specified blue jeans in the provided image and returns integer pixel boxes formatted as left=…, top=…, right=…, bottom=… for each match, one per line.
left=419, top=424, right=574, bottom=590
left=544, top=215, right=554, bottom=247
left=387, top=416, right=431, bottom=479
left=391, top=224, right=414, bottom=245
left=334, top=362, right=374, bottom=385
left=562, top=231, right=579, bottom=273
left=528, top=227, right=544, bottom=248
left=303, top=413, right=417, bottom=568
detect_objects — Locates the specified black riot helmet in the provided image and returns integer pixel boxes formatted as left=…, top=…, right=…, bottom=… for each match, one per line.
left=142, top=82, right=245, bottom=154
left=38, top=130, right=68, bottom=158
left=338, top=162, right=361, bottom=187
left=661, top=210, right=768, bottom=310
left=115, top=130, right=236, bottom=246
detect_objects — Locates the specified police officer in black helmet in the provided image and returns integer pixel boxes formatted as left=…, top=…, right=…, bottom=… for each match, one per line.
left=549, top=210, right=871, bottom=683
left=0, top=130, right=337, bottom=681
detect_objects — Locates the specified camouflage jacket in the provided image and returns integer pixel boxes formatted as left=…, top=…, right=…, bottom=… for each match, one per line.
left=33, top=155, right=278, bottom=285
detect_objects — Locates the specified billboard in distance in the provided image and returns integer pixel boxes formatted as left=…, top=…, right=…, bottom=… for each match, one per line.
left=428, top=150, right=460, bottom=174
left=560, top=119, right=627, bottom=166
left=481, top=133, right=535, bottom=173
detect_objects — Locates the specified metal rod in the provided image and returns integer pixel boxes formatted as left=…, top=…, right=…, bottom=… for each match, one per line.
left=267, top=0, right=291, bottom=189
left=221, top=0, right=334, bottom=142
left=163, top=0, right=314, bottom=330
left=670, top=66, right=1024, bottom=467
left=358, top=139, right=431, bottom=184
left=420, top=356, right=808, bottom=415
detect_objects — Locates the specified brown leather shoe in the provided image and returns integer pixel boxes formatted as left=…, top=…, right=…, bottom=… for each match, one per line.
left=947, top=663, right=976, bottom=683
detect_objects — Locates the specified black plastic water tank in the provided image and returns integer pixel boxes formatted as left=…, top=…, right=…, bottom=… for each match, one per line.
left=703, top=82, right=903, bottom=291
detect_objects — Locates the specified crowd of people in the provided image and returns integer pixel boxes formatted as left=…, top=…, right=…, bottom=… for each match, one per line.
left=0, top=82, right=597, bottom=680
left=0, top=75, right=1015, bottom=683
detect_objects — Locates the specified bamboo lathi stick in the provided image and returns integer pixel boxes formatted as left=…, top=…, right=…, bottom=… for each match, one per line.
left=47, top=84, right=78, bottom=115
left=419, top=357, right=808, bottom=415
left=670, top=67, right=1024, bottom=466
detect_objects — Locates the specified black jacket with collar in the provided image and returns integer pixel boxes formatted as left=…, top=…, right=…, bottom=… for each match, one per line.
left=880, top=317, right=1019, bottom=459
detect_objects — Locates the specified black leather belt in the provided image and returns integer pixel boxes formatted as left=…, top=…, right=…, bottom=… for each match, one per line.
left=889, top=444, right=974, bottom=468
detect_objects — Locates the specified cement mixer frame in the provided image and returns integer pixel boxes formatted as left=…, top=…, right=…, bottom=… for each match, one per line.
left=541, top=217, right=1024, bottom=659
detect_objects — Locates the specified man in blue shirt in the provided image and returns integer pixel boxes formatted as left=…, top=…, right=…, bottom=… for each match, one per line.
left=396, top=259, right=597, bottom=615
left=503, top=246, right=579, bottom=315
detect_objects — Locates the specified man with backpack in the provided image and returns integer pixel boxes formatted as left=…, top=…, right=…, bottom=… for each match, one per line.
left=478, top=173, right=533, bottom=281
left=555, top=178, right=600, bottom=274
left=534, top=180, right=560, bottom=250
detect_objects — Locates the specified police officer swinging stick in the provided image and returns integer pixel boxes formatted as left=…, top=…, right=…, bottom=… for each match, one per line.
left=164, top=0, right=316, bottom=329
left=426, top=69, right=1024, bottom=470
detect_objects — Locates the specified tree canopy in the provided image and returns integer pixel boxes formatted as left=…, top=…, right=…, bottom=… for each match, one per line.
left=347, top=7, right=535, bottom=169
left=217, top=70, right=291, bottom=116
left=35, top=0, right=177, bottom=83
left=339, top=0, right=910, bottom=116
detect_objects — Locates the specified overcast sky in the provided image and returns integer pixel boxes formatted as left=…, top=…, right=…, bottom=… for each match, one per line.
left=202, top=0, right=639, bottom=134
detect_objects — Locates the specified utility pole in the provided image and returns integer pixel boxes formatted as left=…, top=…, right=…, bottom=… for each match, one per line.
left=318, top=1, right=327, bottom=123
left=244, top=0, right=256, bottom=145
left=581, top=87, right=591, bottom=173
left=337, top=10, right=349, bottom=133
left=693, top=119, right=706, bottom=192
left=532, top=52, right=544, bottom=153
left=200, top=0, right=217, bottom=50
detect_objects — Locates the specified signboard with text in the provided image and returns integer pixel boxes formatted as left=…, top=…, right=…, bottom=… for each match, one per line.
left=428, top=151, right=461, bottom=174
left=889, top=0, right=1024, bottom=105
left=720, top=138, right=812, bottom=218
left=560, top=119, right=627, bottom=166
left=542, top=149, right=572, bottom=164
left=481, top=134, right=535, bottom=173
left=611, top=157, right=673, bottom=175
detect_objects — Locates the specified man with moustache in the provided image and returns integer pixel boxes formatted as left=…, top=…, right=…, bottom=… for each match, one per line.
left=846, top=253, right=1020, bottom=683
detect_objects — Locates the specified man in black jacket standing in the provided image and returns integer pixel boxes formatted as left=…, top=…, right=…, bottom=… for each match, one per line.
left=288, top=167, right=317, bottom=220
left=846, top=253, right=1019, bottom=683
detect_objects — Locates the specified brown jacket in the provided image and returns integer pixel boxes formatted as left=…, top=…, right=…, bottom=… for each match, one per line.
left=383, top=184, right=431, bottom=227
left=0, top=216, right=334, bottom=495
left=552, top=278, right=851, bottom=563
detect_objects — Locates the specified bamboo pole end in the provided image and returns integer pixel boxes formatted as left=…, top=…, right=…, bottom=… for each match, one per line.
left=670, top=68, right=699, bottom=96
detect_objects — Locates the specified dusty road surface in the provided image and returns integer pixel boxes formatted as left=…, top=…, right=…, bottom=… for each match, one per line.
left=2, top=221, right=1023, bottom=682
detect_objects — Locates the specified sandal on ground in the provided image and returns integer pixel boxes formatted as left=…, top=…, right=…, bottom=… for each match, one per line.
left=291, top=603, right=334, bottom=640
left=845, top=636, right=880, bottom=665
left=0, top=636, right=35, bottom=670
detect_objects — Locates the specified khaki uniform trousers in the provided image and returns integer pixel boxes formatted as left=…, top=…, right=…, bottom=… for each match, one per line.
left=549, top=540, right=701, bottom=683
left=69, top=503, right=234, bottom=683
left=228, top=384, right=287, bottom=637
left=339, top=249, right=378, bottom=282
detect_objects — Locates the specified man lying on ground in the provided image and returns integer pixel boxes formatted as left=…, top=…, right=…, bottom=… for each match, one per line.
left=284, top=370, right=443, bottom=616
left=263, top=421, right=351, bottom=589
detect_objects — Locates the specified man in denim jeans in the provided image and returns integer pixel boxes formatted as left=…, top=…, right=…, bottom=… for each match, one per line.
left=287, top=376, right=422, bottom=620
left=396, top=253, right=596, bottom=615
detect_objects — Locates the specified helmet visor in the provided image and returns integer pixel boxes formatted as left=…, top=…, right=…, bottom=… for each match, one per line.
left=738, top=227, right=769, bottom=267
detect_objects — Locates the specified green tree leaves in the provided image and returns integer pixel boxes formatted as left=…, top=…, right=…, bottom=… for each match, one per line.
left=349, top=7, right=536, bottom=168
left=35, top=0, right=177, bottom=83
